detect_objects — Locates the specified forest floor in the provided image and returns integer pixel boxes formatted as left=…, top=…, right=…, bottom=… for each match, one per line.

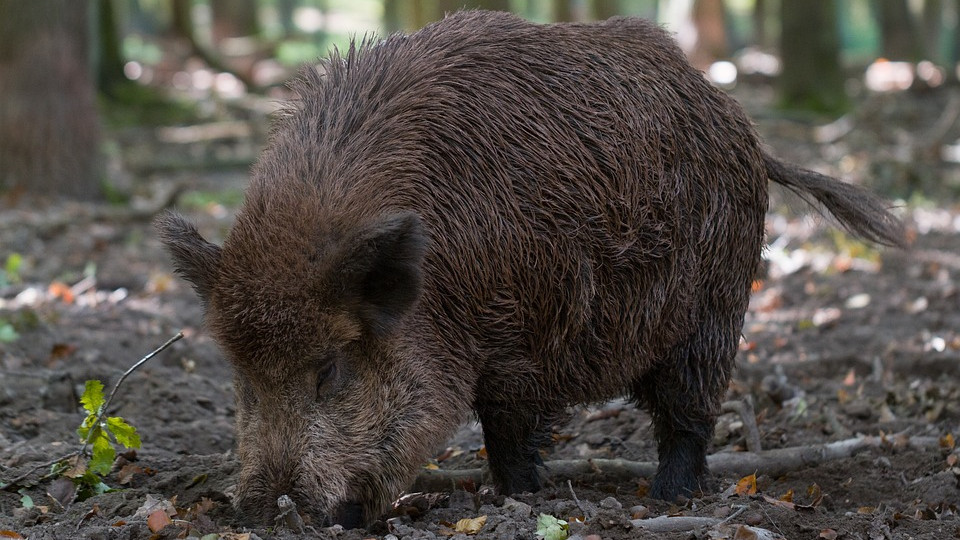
left=1, top=84, right=960, bottom=540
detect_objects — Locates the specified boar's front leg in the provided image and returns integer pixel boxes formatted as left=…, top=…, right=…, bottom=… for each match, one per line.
left=477, top=406, right=554, bottom=494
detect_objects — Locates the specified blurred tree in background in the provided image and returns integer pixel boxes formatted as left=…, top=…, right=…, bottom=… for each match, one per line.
left=778, top=0, right=846, bottom=113
left=0, top=0, right=103, bottom=201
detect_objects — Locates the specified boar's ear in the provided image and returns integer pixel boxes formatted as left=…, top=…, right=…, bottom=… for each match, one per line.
left=338, top=212, right=427, bottom=335
left=154, top=210, right=222, bottom=302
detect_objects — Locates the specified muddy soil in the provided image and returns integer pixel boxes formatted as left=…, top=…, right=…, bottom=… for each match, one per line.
left=1, top=87, right=959, bottom=539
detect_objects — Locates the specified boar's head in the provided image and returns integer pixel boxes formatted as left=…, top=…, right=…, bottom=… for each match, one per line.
left=155, top=209, right=447, bottom=528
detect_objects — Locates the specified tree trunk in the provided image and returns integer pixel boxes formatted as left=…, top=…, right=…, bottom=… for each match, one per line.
left=210, top=0, right=259, bottom=44
left=779, top=1, right=847, bottom=114
left=876, top=0, right=921, bottom=61
left=477, top=0, right=511, bottom=11
left=0, top=0, right=103, bottom=201
left=98, top=0, right=127, bottom=96
left=753, top=0, right=771, bottom=49
left=171, top=0, right=193, bottom=39
left=921, top=0, right=943, bottom=62
left=439, top=0, right=464, bottom=17
left=690, top=0, right=728, bottom=69
left=383, top=0, right=403, bottom=33
left=277, top=0, right=296, bottom=37
left=592, top=0, right=620, bottom=20
left=553, top=0, right=574, bottom=21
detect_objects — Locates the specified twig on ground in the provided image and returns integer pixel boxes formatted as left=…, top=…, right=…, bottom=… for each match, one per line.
left=719, top=504, right=748, bottom=525
left=567, top=479, right=589, bottom=518
left=721, top=397, right=762, bottom=452
left=0, top=451, right=80, bottom=492
left=629, top=515, right=721, bottom=532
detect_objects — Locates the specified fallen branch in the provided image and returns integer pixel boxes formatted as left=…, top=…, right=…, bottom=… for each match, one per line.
left=630, top=515, right=721, bottom=532
left=409, top=434, right=944, bottom=493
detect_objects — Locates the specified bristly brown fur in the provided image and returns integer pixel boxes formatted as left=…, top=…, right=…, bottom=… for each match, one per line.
left=155, top=9, right=905, bottom=527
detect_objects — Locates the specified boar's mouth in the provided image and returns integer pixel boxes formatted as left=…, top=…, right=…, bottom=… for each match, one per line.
left=327, top=501, right=365, bottom=529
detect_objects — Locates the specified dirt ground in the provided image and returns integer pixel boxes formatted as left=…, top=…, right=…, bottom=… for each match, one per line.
left=2, top=86, right=960, bottom=539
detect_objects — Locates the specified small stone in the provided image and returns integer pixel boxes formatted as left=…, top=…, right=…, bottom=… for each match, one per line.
left=743, top=511, right=764, bottom=526
left=494, top=520, right=519, bottom=540
left=448, top=489, right=478, bottom=511
left=501, top=497, right=532, bottom=517
left=585, top=535, right=603, bottom=540
left=628, top=504, right=648, bottom=519
left=383, top=535, right=399, bottom=540
left=599, top=496, right=622, bottom=510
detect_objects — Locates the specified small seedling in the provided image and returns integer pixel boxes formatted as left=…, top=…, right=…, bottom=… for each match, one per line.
left=1, top=253, right=23, bottom=286
left=77, top=380, right=142, bottom=468
left=0, top=321, right=18, bottom=343
left=536, top=513, right=569, bottom=540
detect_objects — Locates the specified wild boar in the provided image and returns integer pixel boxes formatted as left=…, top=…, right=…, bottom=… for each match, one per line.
left=156, top=9, right=904, bottom=528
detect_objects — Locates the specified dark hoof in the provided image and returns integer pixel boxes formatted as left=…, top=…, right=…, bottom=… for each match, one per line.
left=330, top=501, right=365, bottom=529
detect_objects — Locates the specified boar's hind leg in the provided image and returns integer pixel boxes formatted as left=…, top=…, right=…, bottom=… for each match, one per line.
left=477, top=407, right=555, bottom=494
left=634, top=336, right=733, bottom=501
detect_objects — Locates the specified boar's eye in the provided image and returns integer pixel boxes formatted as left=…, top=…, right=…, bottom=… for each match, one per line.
left=315, top=362, right=337, bottom=398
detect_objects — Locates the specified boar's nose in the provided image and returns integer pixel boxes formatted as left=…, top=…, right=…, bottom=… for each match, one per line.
left=329, top=501, right=365, bottom=529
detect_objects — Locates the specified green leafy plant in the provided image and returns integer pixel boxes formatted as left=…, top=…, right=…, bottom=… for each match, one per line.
left=76, top=380, right=142, bottom=475
left=1, top=253, right=23, bottom=286
left=536, top=513, right=569, bottom=540
left=0, top=321, right=18, bottom=342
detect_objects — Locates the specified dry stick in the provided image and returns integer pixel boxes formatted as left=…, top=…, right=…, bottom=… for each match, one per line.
left=409, top=433, right=944, bottom=493
left=0, top=452, right=81, bottom=491
left=720, top=398, right=762, bottom=453
left=77, top=332, right=184, bottom=459
left=0, top=332, right=184, bottom=492
left=567, top=479, right=589, bottom=519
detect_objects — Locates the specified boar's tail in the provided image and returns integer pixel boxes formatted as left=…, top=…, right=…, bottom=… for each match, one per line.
left=764, top=154, right=907, bottom=248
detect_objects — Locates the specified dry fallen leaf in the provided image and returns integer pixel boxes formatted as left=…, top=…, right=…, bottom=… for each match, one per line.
left=147, top=509, right=172, bottom=532
left=761, top=494, right=795, bottom=510
left=795, top=483, right=823, bottom=510
left=0, top=531, right=24, bottom=539
left=454, top=515, right=487, bottom=535
left=49, top=343, right=77, bottom=361
left=117, top=463, right=144, bottom=485
left=46, top=477, right=76, bottom=509
left=940, top=433, right=955, bottom=449
left=735, top=473, right=758, bottom=496
left=61, top=454, right=86, bottom=479
left=48, top=281, right=74, bottom=304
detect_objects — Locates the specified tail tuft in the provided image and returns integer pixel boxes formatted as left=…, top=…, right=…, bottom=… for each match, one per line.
left=765, top=155, right=907, bottom=248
